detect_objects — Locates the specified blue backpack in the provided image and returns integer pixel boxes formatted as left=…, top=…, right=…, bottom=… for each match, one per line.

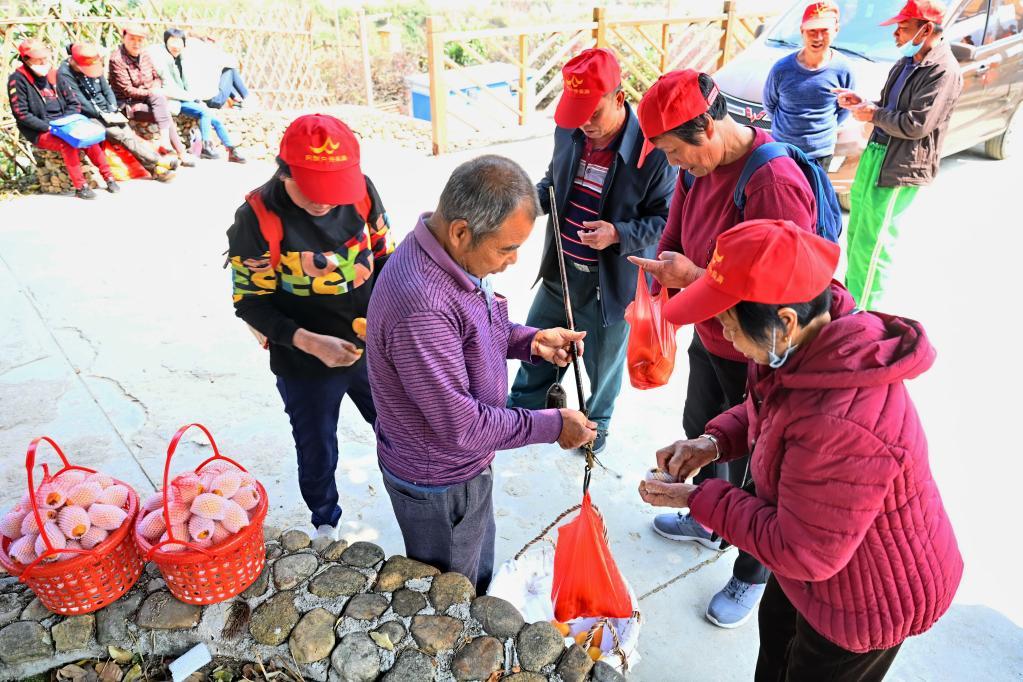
left=682, top=142, right=843, bottom=243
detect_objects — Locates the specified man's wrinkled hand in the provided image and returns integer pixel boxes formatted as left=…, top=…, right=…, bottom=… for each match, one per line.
left=557, top=409, right=598, bottom=449
left=578, top=220, right=619, bottom=250
left=533, top=328, right=586, bottom=367
left=628, top=251, right=703, bottom=289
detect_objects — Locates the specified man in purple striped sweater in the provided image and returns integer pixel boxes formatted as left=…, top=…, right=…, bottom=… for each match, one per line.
left=366, top=155, right=597, bottom=592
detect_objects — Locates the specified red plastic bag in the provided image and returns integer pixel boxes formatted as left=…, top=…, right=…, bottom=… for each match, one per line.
left=624, top=270, right=679, bottom=389
left=102, top=141, right=150, bottom=181
left=551, top=493, right=633, bottom=621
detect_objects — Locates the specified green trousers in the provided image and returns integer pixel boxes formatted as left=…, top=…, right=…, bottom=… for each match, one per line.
left=844, top=142, right=920, bottom=310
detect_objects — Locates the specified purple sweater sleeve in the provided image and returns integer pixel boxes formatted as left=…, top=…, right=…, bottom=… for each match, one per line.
left=507, top=323, right=538, bottom=363
left=390, top=312, right=562, bottom=450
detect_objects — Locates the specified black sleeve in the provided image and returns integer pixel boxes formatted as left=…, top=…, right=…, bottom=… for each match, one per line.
left=101, top=77, right=117, bottom=112
left=8, top=73, right=50, bottom=133
left=226, top=202, right=301, bottom=347
left=58, top=77, right=81, bottom=115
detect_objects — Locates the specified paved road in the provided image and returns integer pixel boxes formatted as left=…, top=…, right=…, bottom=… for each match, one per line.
left=1, top=134, right=1020, bottom=680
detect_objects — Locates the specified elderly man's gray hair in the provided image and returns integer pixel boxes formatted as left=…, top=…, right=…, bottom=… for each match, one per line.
left=437, top=155, right=540, bottom=245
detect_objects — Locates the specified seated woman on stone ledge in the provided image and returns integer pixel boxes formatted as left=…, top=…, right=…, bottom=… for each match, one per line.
left=149, top=28, right=246, bottom=164
left=7, top=39, right=120, bottom=200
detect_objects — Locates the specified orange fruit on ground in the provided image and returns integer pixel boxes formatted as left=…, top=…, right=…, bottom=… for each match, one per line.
left=574, top=631, right=588, bottom=646
left=552, top=621, right=571, bottom=637
left=352, top=317, right=367, bottom=338
left=587, top=646, right=602, bottom=661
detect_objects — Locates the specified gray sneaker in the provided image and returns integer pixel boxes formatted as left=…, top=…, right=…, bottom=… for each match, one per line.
left=651, top=512, right=722, bottom=550
left=705, top=577, right=766, bottom=629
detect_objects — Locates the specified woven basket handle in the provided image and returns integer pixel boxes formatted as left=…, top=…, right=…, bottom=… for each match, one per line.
left=152, top=423, right=238, bottom=559
left=20, top=437, right=100, bottom=577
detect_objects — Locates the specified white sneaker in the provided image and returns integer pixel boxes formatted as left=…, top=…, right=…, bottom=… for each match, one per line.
left=315, top=524, right=338, bottom=541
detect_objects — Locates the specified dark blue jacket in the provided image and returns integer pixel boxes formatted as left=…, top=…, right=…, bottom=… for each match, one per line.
left=535, top=102, right=676, bottom=326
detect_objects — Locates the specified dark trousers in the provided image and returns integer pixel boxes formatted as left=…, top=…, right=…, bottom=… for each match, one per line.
left=206, top=68, right=250, bottom=108
left=105, top=123, right=160, bottom=170
left=276, top=362, right=376, bottom=528
left=507, top=267, right=629, bottom=433
left=683, top=335, right=769, bottom=585
left=381, top=465, right=496, bottom=595
left=756, top=576, right=902, bottom=681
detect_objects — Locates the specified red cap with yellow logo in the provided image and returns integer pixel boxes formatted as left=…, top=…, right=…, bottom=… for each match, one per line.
left=880, top=0, right=947, bottom=26
left=801, top=1, right=840, bottom=30
left=636, top=69, right=718, bottom=168
left=662, top=219, right=840, bottom=326
left=554, top=48, right=621, bottom=129
left=279, top=114, right=365, bottom=206
left=70, top=44, right=104, bottom=78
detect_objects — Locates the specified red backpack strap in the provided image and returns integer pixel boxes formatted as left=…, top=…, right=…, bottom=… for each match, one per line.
left=246, top=188, right=283, bottom=270
left=355, top=184, right=373, bottom=224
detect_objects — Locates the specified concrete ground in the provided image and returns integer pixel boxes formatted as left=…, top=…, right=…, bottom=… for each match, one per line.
left=1, top=133, right=1021, bottom=681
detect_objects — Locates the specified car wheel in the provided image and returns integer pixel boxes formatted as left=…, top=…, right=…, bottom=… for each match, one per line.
left=838, top=192, right=852, bottom=213
left=985, top=102, right=1022, bottom=161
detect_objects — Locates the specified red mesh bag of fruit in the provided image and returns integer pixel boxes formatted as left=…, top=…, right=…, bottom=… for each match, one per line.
left=550, top=493, right=633, bottom=621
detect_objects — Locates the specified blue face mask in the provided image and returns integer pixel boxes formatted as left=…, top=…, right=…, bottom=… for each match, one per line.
left=899, top=25, right=927, bottom=59
left=767, top=328, right=799, bottom=369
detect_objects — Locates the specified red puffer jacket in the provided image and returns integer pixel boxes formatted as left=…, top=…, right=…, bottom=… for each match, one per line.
left=689, top=290, right=962, bottom=653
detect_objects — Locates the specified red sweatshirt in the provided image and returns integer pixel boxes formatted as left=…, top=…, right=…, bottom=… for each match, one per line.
left=657, top=127, right=816, bottom=361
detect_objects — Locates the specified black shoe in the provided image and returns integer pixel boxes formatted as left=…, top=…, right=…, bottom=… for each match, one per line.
left=227, top=147, right=247, bottom=164
left=75, top=187, right=96, bottom=200
left=200, top=142, right=221, bottom=160
left=178, top=154, right=196, bottom=168
left=105, top=180, right=121, bottom=194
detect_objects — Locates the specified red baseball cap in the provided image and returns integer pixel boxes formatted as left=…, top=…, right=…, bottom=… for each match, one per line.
left=636, top=69, right=719, bottom=168
left=662, top=220, right=840, bottom=326
left=554, top=48, right=622, bottom=129
left=70, top=44, right=104, bottom=78
left=801, top=1, right=840, bottom=30
left=279, top=114, right=366, bottom=206
left=880, top=0, right=947, bottom=26
left=18, top=39, right=50, bottom=60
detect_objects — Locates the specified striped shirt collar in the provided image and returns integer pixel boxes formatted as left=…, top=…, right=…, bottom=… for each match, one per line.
left=413, top=213, right=476, bottom=293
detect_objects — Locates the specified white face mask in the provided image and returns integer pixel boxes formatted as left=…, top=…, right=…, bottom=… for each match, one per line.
left=29, top=63, right=50, bottom=77
left=767, top=328, right=799, bottom=369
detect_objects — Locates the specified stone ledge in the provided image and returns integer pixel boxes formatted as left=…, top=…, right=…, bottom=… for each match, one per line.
left=0, top=528, right=627, bottom=681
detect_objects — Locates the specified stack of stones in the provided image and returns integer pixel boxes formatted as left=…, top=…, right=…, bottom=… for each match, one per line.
left=32, top=148, right=104, bottom=194
left=0, top=527, right=628, bottom=682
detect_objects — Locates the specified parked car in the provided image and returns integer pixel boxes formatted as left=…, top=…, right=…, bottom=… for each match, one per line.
left=714, top=0, right=1023, bottom=208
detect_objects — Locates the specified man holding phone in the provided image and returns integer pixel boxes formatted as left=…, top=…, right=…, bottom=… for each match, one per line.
left=834, top=0, right=962, bottom=310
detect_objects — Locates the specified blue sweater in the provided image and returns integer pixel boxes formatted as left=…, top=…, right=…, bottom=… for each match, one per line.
left=763, top=51, right=855, bottom=159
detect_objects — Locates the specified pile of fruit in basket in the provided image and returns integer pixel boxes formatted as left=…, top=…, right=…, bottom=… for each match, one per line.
left=136, top=460, right=262, bottom=552
left=0, top=470, right=131, bottom=564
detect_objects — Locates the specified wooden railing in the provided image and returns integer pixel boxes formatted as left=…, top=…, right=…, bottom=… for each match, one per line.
left=425, top=1, right=775, bottom=154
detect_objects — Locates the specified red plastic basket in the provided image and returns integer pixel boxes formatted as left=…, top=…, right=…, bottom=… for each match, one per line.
left=0, top=437, right=144, bottom=615
left=134, top=423, right=268, bottom=605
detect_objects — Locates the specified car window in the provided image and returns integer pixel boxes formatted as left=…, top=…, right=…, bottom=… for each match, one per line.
left=766, top=0, right=907, bottom=61
left=985, top=0, right=1023, bottom=42
left=946, top=0, right=990, bottom=45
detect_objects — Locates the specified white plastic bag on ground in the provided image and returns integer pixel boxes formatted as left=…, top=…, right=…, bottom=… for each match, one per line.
left=489, top=542, right=642, bottom=673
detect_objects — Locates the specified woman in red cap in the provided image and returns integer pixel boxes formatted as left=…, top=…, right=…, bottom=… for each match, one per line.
left=7, top=38, right=119, bottom=199
left=638, top=220, right=962, bottom=680
left=226, top=114, right=394, bottom=541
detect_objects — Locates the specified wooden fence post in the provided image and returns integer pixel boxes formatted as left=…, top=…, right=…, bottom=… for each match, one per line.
left=718, top=0, right=737, bottom=70
left=593, top=7, right=607, bottom=48
left=426, top=16, right=448, bottom=155
left=518, top=33, right=529, bottom=125
left=660, top=22, right=670, bottom=74
left=358, top=9, right=375, bottom=107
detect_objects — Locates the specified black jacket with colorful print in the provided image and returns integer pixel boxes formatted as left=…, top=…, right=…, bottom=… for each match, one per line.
left=227, top=174, right=394, bottom=378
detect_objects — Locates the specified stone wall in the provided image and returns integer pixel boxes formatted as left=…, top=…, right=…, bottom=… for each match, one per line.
left=0, top=527, right=627, bottom=682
